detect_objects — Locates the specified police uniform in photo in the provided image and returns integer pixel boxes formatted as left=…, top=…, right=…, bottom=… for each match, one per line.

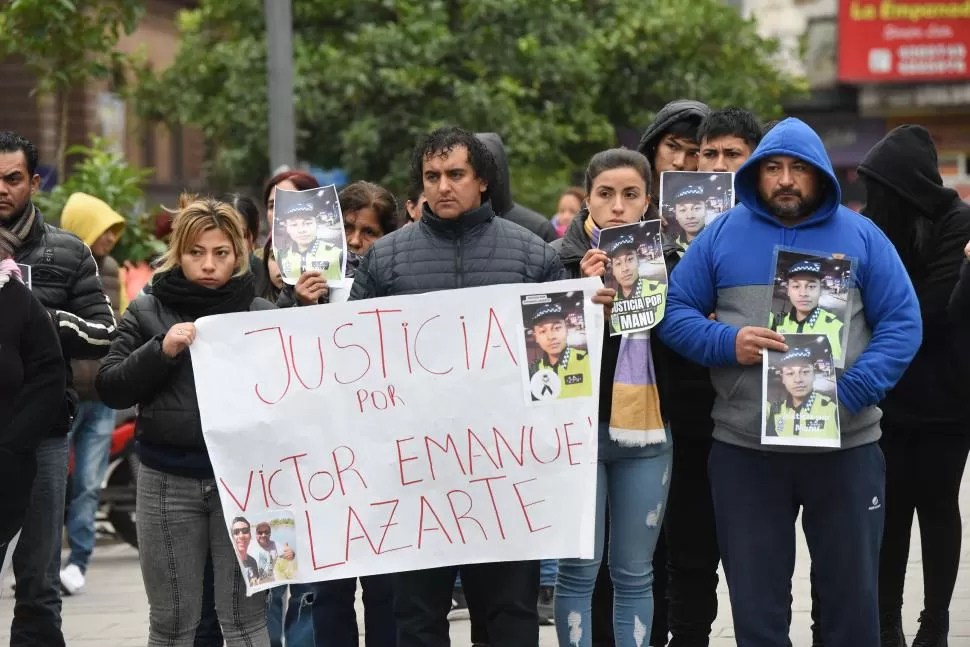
left=278, top=202, right=343, bottom=282
left=669, top=184, right=706, bottom=252
left=769, top=259, right=844, bottom=360
left=606, top=234, right=667, bottom=333
left=529, top=303, right=592, bottom=400
left=765, top=347, right=839, bottom=440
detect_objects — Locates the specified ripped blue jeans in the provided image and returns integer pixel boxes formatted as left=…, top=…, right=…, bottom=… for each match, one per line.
left=555, top=422, right=672, bottom=647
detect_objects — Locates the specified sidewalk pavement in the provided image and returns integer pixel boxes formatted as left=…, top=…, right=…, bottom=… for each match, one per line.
left=1, top=476, right=968, bottom=646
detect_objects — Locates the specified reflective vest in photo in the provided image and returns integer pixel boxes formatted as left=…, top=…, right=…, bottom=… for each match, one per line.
left=531, top=346, right=593, bottom=399
left=767, top=391, right=839, bottom=439
left=770, top=306, right=843, bottom=360
left=279, top=242, right=343, bottom=282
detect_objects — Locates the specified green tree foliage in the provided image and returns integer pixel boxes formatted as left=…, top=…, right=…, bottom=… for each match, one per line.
left=33, top=137, right=165, bottom=263
left=0, top=0, right=144, bottom=180
left=132, top=0, right=805, bottom=213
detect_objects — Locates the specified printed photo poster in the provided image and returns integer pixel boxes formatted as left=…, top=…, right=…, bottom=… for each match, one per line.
left=231, top=511, right=300, bottom=593
left=597, top=221, right=667, bottom=336
left=272, top=185, right=347, bottom=286
left=520, top=291, right=593, bottom=404
left=16, top=264, right=30, bottom=290
left=659, top=171, right=735, bottom=249
left=762, top=333, right=840, bottom=448
left=768, top=248, right=855, bottom=368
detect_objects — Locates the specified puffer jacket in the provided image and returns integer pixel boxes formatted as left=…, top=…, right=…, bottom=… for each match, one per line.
left=96, top=293, right=275, bottom=462
left=12, top=207, right=116, bottom=434
left=70, top=256, right=120, bottom=401
left=476, top=133, right=559, bottom=243
left=350, top=201, right=564, bottom=299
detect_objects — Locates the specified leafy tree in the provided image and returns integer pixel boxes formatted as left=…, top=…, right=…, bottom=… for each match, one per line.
left=0, top=0, right=144, bottom=181
left=33, top=137, right=165, bottom=263
left=132, top=0, right=805, bottom=213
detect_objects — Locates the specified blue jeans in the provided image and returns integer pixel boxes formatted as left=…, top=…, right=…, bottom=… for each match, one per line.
left=10, top=436, right=70, bottom=647
left=66, top=401, right=114, bottom=572
left=539, top=560, right=557, bottom=588
left=311, top=576, right=395, bottom=647
left=267, top=584, right=316, bottom=647
left=555, top=423, right=672, bottom=647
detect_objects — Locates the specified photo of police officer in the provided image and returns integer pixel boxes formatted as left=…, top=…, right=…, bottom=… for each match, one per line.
left=762, top=333, right=840, bottom=448
left=768, top=250, right=853, bottom=367
left=272, top=184, right=347, bottom=284
left=597, top=220, right=667, bottom=335
left=521, top=292, right=593, bottom=403
left=659, top=170, right=735, bottom=251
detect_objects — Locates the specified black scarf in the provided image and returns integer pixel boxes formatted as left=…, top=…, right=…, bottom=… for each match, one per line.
left=151, top=268, right=255, bottom=320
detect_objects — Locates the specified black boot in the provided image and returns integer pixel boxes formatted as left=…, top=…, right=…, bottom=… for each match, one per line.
left=879, top=616, right=907, bottom=647
left=912, top=610, right=948, bottom=647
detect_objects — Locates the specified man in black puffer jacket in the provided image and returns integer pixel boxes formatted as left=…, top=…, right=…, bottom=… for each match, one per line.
left=476, top=133, right=559, bottom=243
left=350, top=126, right=566, bottom=647
left=0, top=131, right=116, bottom=647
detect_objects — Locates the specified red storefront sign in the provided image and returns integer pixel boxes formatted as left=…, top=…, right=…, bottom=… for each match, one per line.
left=838, top=0, right=970, bottom=82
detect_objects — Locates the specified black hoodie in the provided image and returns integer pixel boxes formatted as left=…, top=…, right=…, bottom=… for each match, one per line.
left=476, top=133, right=559, bottom=243
left=859, top=125, right=970, bottom=430
left=636, top=100, right=710, bottom=218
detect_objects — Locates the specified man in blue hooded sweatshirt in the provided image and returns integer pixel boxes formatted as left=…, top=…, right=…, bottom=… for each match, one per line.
left=657, top=118, right=921, bottom=647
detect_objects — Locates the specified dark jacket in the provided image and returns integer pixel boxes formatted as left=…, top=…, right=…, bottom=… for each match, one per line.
left=476, top=133, right=559, bottom=243
left=859, top=125, right=970, bottom=429
left=636, top=100, right=710, bottom=219
left=552, top=211, right=701, bottom=427
left=12, top=209, right=116, bottom=434
left=350, top=201, right=565, bottom=299
left=96, top=292, right=275, bottom=477
left=0, top=278, right=66, bottom=543
left=72, top=254, right=121, bottom=401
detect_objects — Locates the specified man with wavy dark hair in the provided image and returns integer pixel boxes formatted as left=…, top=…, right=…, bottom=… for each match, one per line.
left=351, top=125, right=573, bottom=647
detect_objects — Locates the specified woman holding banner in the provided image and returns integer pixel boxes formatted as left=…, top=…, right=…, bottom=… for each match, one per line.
left=96, top=194, right=276, bottom=647
left=551, top=148, right=673, bottom=647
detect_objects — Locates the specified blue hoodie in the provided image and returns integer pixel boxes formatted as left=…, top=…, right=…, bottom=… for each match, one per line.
left=657, top=118, right=921, bottom=452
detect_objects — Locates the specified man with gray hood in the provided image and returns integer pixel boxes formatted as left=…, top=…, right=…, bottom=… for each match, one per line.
left=476, top=133, right=558, bottom=243
left=636, top=99, right=710, bottom=223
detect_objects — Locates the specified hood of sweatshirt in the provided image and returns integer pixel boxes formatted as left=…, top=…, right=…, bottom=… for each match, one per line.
left=857, top=124, right=959, bottom=221
left=636, top=99, right=710, bottom=163
left=476, top=133, right=514, bottom=216
left=734, top=117, right=841, bottom=230
left=60, top=192, right=126, bottom=248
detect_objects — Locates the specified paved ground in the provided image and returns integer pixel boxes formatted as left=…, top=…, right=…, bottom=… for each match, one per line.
left=1, top=476, right=968, bottom=646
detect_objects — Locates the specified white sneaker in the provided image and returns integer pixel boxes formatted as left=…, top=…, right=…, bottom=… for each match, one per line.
left=59, top=564, right=85, bottom=596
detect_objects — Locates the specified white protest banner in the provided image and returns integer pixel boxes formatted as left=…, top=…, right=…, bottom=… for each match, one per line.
left=192, top=278, right=603, bottom=594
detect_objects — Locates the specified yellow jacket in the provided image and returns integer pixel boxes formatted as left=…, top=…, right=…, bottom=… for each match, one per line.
left=60, top=192, right=127, bottom=313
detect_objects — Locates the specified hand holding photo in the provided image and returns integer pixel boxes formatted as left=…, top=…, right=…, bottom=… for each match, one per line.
left=272, top=185, right=347, bottom=285
left=761, top=333, right=840, bottom=448
left=521, top=292, right=593, bottom=403
left=597, top=220, right=667, bottom=336
left=659, top=171, right=735, bottom=250
left=768, top=248, right=854, bottom=367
